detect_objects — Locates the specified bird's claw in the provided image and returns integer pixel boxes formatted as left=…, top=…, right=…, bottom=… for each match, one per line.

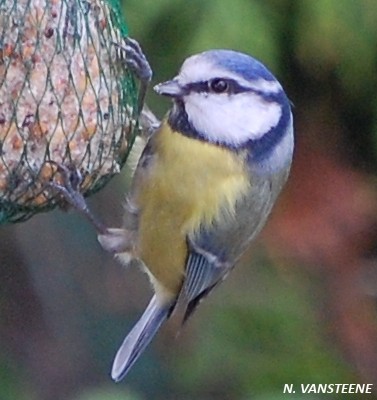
left=48, top=162, right=107, bottom=234
left=123, top=37, right=152, bottom=83
left=113, top=37, right=152, bottom=114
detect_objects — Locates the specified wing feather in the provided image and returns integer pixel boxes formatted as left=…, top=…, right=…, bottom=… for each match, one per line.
left=178, top=169, right=290, bottom=322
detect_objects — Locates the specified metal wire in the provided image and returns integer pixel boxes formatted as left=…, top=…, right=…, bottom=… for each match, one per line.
left=0, top=0, right=137, bottom=223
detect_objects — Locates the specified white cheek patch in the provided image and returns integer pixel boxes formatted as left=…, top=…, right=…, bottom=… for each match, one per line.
left=184, top=92, right=282, bottom=146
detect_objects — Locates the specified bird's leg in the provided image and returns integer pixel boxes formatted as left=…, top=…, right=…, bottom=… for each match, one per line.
left=114, top=38, right=161, bottom=150
left=48, top=163, right=135, bottom=255
left=48, top=163, right=108, bottom=235
left=114, top=38, right=161, bottom=139
left=114, top=37, right=152, bottom=115
left=139, top=104, right=160, bottom=139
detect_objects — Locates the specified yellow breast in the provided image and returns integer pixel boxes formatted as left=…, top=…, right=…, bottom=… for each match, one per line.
left=136, top=122, right=250, bottom=296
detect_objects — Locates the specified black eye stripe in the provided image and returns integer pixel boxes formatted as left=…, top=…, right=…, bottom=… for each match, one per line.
left=184, top=81, right=209, bottom=93
left=184, top=79, right=259, bottom=95
left=183, top=79, right=282, bottom=103
left=185, top=79, right=244, bottom=94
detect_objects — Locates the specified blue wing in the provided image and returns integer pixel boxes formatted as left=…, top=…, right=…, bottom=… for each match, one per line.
left=179, top=169, right=289, bottom=322
left=180, top=249, right=228, bottom=322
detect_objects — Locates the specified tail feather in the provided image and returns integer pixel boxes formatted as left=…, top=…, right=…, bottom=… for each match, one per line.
left=111, top=295, right=173, bottom=382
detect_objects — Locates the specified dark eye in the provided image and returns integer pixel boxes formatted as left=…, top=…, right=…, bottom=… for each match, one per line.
left=209, top=78, right=229, bottom=93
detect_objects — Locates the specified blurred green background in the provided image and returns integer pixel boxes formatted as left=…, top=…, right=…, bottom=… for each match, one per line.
left=1, top=0, right=377, bottom=399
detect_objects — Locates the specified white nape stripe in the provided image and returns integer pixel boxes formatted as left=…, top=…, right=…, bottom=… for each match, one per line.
left=248, top=78, right=282, bottom=93
left=184, top=91, right=282, bottom=145
left=178, top=56, right=282, bottom=94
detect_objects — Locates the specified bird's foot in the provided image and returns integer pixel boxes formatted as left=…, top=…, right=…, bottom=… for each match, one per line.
left=48, top=162, right=107, bottom=234
left=114, top=37, right=152, bottom=114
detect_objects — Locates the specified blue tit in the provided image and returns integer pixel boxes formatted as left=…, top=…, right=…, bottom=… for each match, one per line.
left=98, top=49, right=294, bottom=382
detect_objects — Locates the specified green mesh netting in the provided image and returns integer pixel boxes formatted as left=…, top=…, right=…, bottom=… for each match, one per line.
left=0, top=0, right=138, bottom=224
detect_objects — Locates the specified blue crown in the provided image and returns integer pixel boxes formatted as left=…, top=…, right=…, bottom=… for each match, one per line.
left=204, top=49, right=277, bottom=82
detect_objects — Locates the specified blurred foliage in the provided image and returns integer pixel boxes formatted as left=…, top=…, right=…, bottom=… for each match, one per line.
left=172, top=259, right=355, bottom=399
left=73, top=386, right=142, bottom=400
left=0, top=357, right=29, bottom=400
left=295, top=0, right=377, bottom=97
left=1, top=0, right=377, bottom=400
